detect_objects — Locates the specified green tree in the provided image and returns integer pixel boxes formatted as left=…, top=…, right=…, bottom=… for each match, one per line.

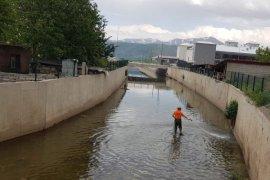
left=256, top=47, right=270, bottom=62
left=0, top=0, right=19, bottom=43
left=17, top=0, right=115, bottom=64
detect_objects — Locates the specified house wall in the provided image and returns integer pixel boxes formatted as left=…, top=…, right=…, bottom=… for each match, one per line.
left=227, top=63, right=270, bottom=77
left=0, top=45, right=30, bottom=73
left=193, top=43, right=216, bottom=65
left=167, top=67, right=270, bottom=180
left=186, top=48, right=194, bottom=63
left=177, top=45, right=188, bottom=61
left=0, top=67, right=127, bottom=142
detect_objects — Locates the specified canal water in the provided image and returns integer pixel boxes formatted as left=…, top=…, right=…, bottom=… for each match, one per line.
left=0, top=79, right=248, bottom=180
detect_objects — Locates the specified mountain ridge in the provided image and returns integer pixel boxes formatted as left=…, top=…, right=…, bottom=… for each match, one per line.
left=109, top=37, right=224, bottom=60
left=112, top=36, right=224, bottom=45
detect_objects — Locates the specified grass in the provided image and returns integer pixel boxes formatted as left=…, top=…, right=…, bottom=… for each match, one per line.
left=243, top=88, right=270, bottom=107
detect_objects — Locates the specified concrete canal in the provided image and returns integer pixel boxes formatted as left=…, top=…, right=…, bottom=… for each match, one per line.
left=0, top=79, right=248, bottom=179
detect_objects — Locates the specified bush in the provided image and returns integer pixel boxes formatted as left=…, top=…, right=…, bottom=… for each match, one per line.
left=95, top=58, right=108, bottom=67
left=225, top=100, right=238, bottom=127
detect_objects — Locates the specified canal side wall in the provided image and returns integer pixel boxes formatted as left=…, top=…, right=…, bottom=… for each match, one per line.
left=0, top=67, right=127, bottom=142
left=167, top=67, right=270, bottom=180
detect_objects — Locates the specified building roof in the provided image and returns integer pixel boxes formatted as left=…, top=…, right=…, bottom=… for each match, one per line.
left=216, top=45, right=257, bottom=55
left=0, top=44, right=27, bottom=50
left=196, top=41, right=216, bottom=45
left=178, top=43, right=193, bottom=47
left=154, top=56, right=179, bottom=60
left=225, top=59, right=270, bottom=66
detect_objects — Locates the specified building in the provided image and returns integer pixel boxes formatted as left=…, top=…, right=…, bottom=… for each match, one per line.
left=215, top=45, right=256, bottom=63
left=0, top=44, right=31, bottom=73
left=177, top=41, right=259, bottom=65
left=216, top=60, right=270, bottom=78
left=176, top=41, right=216, bottom=65
left=176, top=43, right=194, bottom=63
left=152, top=56, right=179, bottom=65
left=62, top=59, right=78, bottom=76
left=193, top=42, right=216, bottom=65
left=225, top=40, right=239, bottom=47
left=245, top=42, right=260, bottom=48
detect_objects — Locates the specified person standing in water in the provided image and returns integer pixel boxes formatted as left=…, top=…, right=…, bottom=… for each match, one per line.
left=172, top=107, right=189, bottom=135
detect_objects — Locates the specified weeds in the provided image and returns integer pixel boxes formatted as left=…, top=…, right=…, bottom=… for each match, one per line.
left=225, top=100, right=238, bottom=127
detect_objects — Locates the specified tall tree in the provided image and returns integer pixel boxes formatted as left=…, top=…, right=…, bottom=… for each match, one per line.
left=17, top=0, right=114, bottom=64
left=0, top=0, right=18, bottom=43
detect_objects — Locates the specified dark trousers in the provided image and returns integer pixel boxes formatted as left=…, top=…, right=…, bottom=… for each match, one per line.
left=174, top=119, right=182, bottom=134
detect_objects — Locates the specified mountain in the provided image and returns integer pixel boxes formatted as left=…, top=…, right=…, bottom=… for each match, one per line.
left=112, top=42, right=177, bottom=60
left=167, top=37, right=224, bottom=45
left=118, top=37, right=224, bottom=45
left=120, top=38, right=162, bottom=44
left=109, top=37, right=224, bottom=60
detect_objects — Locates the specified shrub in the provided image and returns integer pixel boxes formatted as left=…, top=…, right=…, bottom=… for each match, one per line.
left=225, top=100, right=238, bottom=127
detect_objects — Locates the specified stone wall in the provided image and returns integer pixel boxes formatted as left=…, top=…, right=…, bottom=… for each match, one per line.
left=0, top=67, right=127, bottom=142
left=167, top=66, right=270, bottom=180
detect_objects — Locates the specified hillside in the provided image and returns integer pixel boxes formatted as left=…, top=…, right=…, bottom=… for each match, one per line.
left=109, top=37, right=224, bottom=60
left=113, top=42, right=177, bottom=60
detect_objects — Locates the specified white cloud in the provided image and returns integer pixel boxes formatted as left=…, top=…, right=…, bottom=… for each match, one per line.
left=106, top=24, right=270, bottom=45
left=97, top=0, right=270, bottom=45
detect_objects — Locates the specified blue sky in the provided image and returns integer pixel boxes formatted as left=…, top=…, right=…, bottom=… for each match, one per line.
left=95, top=0, right=270, bottom=45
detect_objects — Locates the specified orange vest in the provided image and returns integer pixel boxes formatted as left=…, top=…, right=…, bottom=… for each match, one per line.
left=173, top=109, right=183, bottom=120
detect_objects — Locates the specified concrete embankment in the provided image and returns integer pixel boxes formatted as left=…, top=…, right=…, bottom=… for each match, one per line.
left=0, top=67, right=127, bottom=142
left=167, top=67, right=270, bottom=180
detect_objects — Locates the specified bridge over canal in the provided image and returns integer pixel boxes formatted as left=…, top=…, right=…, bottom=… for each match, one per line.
left=128, top=62, right=168, bottom=81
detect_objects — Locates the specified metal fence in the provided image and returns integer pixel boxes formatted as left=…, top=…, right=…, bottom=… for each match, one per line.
left=106, top=60, right=129, bottom=71
left=226, top=71, right=270, bottom=93
left=177, top=65, right=270, bottom=93
left=178, top=66, right=224, bottom=80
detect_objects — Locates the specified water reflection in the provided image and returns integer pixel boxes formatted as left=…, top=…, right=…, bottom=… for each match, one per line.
left=166, top=78, right=230, bottom=130
left=169, top=136, right=182, bottom=162
left=128, top=67, right=148, bottom=78
left=0, top=85, right=126, bottom=179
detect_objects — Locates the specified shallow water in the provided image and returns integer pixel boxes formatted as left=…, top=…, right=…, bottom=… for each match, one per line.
left=0, top=79, right=248, bottom=180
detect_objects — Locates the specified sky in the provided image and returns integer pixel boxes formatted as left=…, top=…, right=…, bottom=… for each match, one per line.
left=95, top=0, right=270, bottom=45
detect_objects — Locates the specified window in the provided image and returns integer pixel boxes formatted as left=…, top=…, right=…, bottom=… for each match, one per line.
left=10, top=55, right=20, bottom=70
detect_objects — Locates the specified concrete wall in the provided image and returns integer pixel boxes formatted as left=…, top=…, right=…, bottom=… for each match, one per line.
left=0, top=67, right=127, bottom=142
left=167, top=67, right=270, bottom=180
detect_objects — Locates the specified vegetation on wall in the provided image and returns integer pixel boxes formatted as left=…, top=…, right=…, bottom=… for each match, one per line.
left=256, top=47, right=270, bottom=62
left=0, top=0, right=115, bottom=65
left=225, top=100, right=238, bottom=127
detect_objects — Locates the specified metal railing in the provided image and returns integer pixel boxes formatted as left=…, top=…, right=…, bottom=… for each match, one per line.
left=106, top=60, right=129, bottom=71
left=226, top=71, right=270, bottom=93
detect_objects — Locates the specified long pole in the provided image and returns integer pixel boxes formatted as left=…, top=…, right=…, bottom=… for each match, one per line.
left=160, top=43, right=164, bottom=64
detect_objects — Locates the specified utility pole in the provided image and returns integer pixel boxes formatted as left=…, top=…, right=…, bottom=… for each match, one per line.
left=160, top=43, right=164, bottom=64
